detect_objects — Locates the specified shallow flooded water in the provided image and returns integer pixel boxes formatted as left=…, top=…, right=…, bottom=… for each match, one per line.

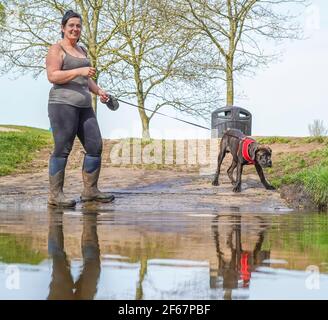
left=0, top=208, right=328, bottom=300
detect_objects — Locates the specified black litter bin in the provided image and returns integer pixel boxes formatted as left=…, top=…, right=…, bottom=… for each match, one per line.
left=211, top=106, right=252, bottom=138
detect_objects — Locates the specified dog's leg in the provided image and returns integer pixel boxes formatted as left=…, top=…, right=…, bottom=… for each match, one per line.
left=212, top=149, right=226, bottom=186
left=227, top=160, right=237, bottom=185
left=255, top=163, right=275, bottom=190
left=232, top=163, right=243, bottom=192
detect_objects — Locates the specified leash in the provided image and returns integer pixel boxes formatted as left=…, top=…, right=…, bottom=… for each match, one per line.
left=105, top=97, right=255, bottom=164
left=116, top=98, right=211, bottom=131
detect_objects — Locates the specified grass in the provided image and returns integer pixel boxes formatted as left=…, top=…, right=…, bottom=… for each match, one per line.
left=257, top=136, right=292, bottom=144
left=296, top=166, right=328, bottom=206
left=262, top=214, right=328, bottom=269
left=302, top=136, right=328, bottom=144
left=269, top=144, right=328, bottom=209
left=0, top=125, right=52, bottom=176
left=0, top=233, right=46, bottom=264
left=257, top=136, right=328, bottom=145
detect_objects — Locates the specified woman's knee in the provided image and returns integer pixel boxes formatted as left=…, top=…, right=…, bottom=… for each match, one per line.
left=52, top=147, right=72, bottom=158
left=85, top=140, right=102, bottom=157
left=52, top=140, right=74, bottom=158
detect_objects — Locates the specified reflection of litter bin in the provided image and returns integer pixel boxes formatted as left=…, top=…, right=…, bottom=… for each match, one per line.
left=211, top=106, right=252, bottom=138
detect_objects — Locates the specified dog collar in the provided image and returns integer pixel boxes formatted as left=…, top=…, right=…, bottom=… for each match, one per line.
left=241, top=137, right=256, bottom=165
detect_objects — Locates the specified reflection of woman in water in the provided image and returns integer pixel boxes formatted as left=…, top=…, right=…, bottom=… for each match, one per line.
left=47, top=210, right=100, bottom=300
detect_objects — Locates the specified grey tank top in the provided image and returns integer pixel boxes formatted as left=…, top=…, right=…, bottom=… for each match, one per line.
left=48, top=46, right=92, bottom=108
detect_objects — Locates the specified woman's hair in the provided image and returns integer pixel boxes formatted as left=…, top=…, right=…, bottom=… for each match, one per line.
left=61, top=10, right=82, bottom=41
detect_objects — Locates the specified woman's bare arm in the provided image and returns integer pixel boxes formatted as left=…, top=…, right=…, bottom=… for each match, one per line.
left=88, top=78, right=109, bottom=103
left=88, top=78, right=100, bottom=95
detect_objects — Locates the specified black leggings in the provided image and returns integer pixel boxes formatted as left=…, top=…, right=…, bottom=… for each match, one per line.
left=48, top=104, right=103, bottom=158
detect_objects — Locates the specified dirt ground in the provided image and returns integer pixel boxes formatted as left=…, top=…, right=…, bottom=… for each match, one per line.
left=0, top=138, right=296, bottom=213
left=0, top=126, right=21, bottom=132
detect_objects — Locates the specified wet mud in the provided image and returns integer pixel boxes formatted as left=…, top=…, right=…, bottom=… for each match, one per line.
left=0, top=166, right=289, bottom=213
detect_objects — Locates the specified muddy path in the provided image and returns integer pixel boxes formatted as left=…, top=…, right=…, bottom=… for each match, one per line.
left=0, top=137, right=303, bottom=213
left=0, top=159, right=289, bottom=213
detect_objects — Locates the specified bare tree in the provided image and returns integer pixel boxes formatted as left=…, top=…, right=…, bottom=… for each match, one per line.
left=102, top=0, right=219, bottom=138
left=308, top=120, right=327, bottom=137
left=0, top=0, right=219, bottom=138
left=0, top=0, right=120, bottom=114
left=0, top=2, right=5, bottom=26
left=168, top=0, right=308, bottom=106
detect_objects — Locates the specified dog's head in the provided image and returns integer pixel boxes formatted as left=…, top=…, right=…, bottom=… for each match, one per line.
left=255, top=145, right=272, bottom=168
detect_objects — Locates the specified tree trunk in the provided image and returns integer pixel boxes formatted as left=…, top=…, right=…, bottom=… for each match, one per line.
left=134, top=66, right=150, bottom=139
left=226, top=56, right=234, bottom=106
left=92, top=93, right=98, bottom=115
left=227, top=0, right=235, bottom=108
left=137, top=92, right=150, bottom=139
left=79, top=2, right=99, bottom=115
left=90, top=48, right=98, bottom=115
left=140, top=108, right=150, bottom=139
left=136, top=85, right=150, bottom=139
left=142, top=121, right=150, bottom=139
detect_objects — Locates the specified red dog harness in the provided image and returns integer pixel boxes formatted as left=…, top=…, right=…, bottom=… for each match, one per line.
left=241, top=137, right=256, bottom=165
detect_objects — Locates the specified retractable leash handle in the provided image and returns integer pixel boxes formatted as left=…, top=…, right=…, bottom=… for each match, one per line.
left=103, top=95, right=120, bottom=111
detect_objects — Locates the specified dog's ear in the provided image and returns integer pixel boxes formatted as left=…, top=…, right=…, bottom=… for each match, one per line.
left=261, top=145, right=272, bottom=154
left=249, top=143, right=259, bottom=160
left=257, top=145, right=272, bottom=154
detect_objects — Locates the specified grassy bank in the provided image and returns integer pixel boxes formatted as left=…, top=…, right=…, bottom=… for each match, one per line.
left=0, top=125, right=52, bottom=176
left=267, top=137, right=328, bottom=210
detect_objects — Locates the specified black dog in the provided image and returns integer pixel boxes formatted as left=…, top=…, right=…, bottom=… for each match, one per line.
left=212, top=129, right=275, bottom=192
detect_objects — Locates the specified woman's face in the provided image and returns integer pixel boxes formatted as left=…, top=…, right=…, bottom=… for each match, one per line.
left=61, top=17, right=82, bottom=41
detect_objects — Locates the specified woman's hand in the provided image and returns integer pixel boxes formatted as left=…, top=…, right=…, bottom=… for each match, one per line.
left=98, top=88, right=110, bottom=103
left=79, top=67, right=96, bottom=78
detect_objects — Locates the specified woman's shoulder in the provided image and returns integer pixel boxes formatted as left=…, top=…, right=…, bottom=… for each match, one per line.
left=46, top=42, right=65, bottom=62
left=48, top=42, right=65, bottom=54
left=79, top=45, right=88, bottom=57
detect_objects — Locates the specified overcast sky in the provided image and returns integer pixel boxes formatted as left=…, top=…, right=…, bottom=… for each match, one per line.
left=0, top=0, right=327, bottom=139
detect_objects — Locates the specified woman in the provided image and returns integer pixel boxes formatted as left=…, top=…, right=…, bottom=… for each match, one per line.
left=46, top=10, right=114, bottom=207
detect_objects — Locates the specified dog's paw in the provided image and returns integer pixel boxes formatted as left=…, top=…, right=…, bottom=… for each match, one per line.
left=212, top=179, right=219, bottom=186
left=266, top=185, right=276, bottom=190
left=232, top=185, right=241, bottom=193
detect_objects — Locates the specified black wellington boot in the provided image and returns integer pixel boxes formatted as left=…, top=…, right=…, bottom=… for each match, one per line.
left=80, top=155, right=115, bottom=203
left=48, top=157, right=76, bottom=208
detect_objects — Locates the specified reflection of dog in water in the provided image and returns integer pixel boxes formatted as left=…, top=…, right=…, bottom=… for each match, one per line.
left=210, top=214, right=270, bottom=299
left=47, top=209, right=100, bottom=300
